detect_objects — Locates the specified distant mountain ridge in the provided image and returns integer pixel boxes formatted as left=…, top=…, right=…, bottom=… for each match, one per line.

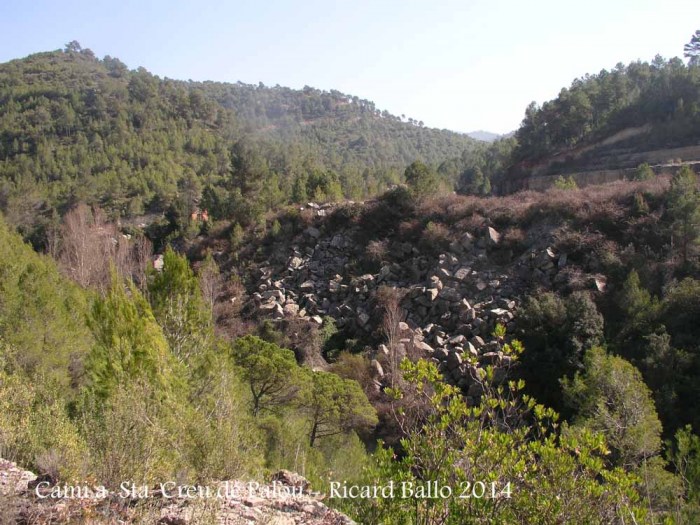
left=467, top=130, right=502, bottom=142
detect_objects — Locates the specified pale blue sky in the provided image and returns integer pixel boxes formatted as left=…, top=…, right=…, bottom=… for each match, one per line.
left=1, top=0, right=698, bottom=133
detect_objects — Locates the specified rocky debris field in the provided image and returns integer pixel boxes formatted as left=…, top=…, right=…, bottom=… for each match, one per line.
left=242, top=202, right=605, bottom=398
left=0, top=459, right=353, bottom=525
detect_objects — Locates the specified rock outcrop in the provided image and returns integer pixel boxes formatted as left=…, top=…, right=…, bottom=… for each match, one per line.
left=0, top=459, right=353, bottom=525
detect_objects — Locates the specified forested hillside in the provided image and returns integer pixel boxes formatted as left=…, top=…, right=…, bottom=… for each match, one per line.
left=197, top=78, right=476, bottom=167
left=507, top=54, right=700, bottom=188
left=0, top=43, right=478, bottom=246
left=4, top=36, right=700, bottom=524
left=0, top=212, right=375, bottom=521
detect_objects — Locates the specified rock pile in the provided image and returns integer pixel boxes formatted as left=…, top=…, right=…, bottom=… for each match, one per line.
left=249, top=219, right=525, bottom=394
left=246, top=204, right=611, bottom=396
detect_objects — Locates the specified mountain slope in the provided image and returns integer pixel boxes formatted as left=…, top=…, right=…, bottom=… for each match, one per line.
left=504, top=57, right=700, bottom=191
left=195, top=80, right=477, bottom=167
left=0, top=47, right=478, bottom=244
left=467, top=130, right=503, bottom=142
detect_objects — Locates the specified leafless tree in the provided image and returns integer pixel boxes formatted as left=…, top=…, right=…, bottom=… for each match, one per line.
left=59, top=204, right=114, bottom=289
left=377, top=285, right=407, bottom=388
left=198, top=252, right=222, bottom=317
left=57, top=204, right=152, bottom=290
left=132, top=235, right=152, bottom=289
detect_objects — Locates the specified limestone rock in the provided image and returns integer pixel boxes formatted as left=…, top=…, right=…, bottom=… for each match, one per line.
left=414, top=340, right=434, bottom=354
left=429, top=275, right=443, bottom=290
left=283, top=303, right=300, bottom=317
left=298, top=283, right=313, bottom=295
left=449, top=334, right=466, bottom=345
left=447, top=351, right=463, bottom=370
left=486, top=227, right=501, bottom=245
left=270, top=470, right=311, bottom=493
left=371, top=359, right=384, bottom=378
left=289, top=256, right=304, bottom=269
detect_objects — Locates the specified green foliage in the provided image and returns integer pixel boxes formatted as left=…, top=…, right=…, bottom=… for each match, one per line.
left=562, top=347, right=663, bottom=468
left=300, top=370, right=378, bottom=447
left=0, top=49, right=478, bottom=244
left=0, top=367, right=88, bottom=481
left=618, top=270, right=657, bottom=322
left=458, top=166, right=491, bottom=195
left=668, top=425, right=700, bottom=514
left=231, top=335, right=302, bottom=416
left=404, top=160, right=441, bottom=197
left=306, top=168, right=344, bottom=203
left=0, top=215, right=93, bottom=387
left=86, top=273, right=185, bottom=400
left=668, top=166, right=700, bottom=263
left=633, top=163, right=656, bottom=181
left=685, top=30, right=700, bottom=66
left=171, top=350, right=265, bottom=481
left=553, top=175, right=578, bottom=190
left=633, top=191, right=650, bottom=215
left=0, top=214, right=296, bottom=488
left=661, top=277, right=700, bottom=349
left=79, top=379, right=188, bottom=487
left=258, top=411, right=369, bottom=491
left=341, top=357, right=645, bottom=524
left=610, top=273, right=700, bottom=436
left=560, top=347, right=688, bottom=520
left=148, top=247, right=212, bottom=363
left=517, top=291, right=604, bottom=412
left=515, top=57, right=700, bottom=163
left=455, top=136, right=516, bottom=194
left=229, top=222, right=245, bottom=252
left=318, top=316, right=341, bottom=357
left=269, top=219, right=282, bottom=238
left=228, top=336, right=374, bottom=483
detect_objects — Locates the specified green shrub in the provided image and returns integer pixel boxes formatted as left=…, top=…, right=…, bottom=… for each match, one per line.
left=404, top=161, right=441, bottom=198
left=340, top=356, right=646, bottom=524
left=632, top=163, right=655, bottom=181
left=0, top=369, right=87, bottom=481
left=553, top=175, right=578, bottom=190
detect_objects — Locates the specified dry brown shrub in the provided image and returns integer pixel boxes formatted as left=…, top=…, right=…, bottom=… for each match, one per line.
left=455, top=212, right=486, bottom=233
left=419, top=194, right=454, bottom=218
left=57, top=204, right=151, bottom=290
left=398, top=178, right=670, bottom=243
left=502, top=227, right=527, bottom=251
left=330, top=352, right=375, bottom=398
left=397, top=218, right=421, bottom=239
left=366, top=239, right=389, bottom=265
left=420, top=221, right=451, bottom=254
left=533, top=178, right=670, bottom=225
left=212, top=275, right=248, bottom=337
left=556, top=266, right=589, bottom=292
left=298, top=208, right=316, bottom=228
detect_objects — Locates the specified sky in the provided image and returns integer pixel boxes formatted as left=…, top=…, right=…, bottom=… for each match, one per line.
left=1, top=0, right=698, bottom=134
